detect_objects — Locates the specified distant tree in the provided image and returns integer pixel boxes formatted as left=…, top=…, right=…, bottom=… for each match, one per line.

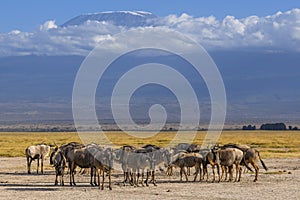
left=242, top=124, right=256, bottom=130
left=293, top=126, right=298, bottom=130
left=260, top=123, right=287, bottom=130
left=289, top=126, right=292, bottom=130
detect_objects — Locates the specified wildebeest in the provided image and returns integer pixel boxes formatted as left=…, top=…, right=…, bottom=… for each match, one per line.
left=140, top=145, right=171, bottom=185
left=94, top=147, right=115, bottom=190
left=166, top=150, right=188, bottom=176
left=204, top=145, right=253, bottom=182
left=202, top=149, right=220, bottom=182
left=125, top=150, right=154, bottom=187
left=25, top=144, right=51, bottom=174
left=171, top=152, right=203, bottom=182
left=50, top=142, right=85, bottom=165
left=51, top=149, right=67, bottom=186
left=222, top=143, right=268, bottom=182
left=217, top=148, right=244, bottom=182
left=173, top=143, right=199, bottom=154
left=67, top=146, right=96, bottom=186
left=115, top=145, right=136, bottom=185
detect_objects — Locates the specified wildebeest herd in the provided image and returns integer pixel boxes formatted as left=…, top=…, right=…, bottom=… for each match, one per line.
left=25, top=142, right=268, bottom=190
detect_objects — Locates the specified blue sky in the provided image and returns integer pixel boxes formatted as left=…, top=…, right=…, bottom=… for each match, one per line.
left=0, top=0, right=300, bottom=56
left=1, top=0, right=299, bottom=32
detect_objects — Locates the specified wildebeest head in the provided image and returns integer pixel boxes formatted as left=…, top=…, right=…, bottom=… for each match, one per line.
left=104, top=148, right=115, bottom=169
left=50, top=146, right=59, bottom=165
left=148, top=148, right=171, bottom=168
left=53, top=150, right=66, bottom=175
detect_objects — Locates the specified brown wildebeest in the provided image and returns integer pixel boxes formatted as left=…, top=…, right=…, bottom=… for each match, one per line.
left=51, top=149, right=67, bottom=186
left=203, top=146, right=253, bottom=182
left=171, top=152, right=203, bottom=182
left=217, top=148, right=244, bottom=182
left=67, top=147, right=96, bottom=186
left=223, top=144, right=268, bottom=182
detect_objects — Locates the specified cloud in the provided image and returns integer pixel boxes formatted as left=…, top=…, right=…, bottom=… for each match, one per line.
left=40, top=20, right=58, bottom=31
left=0, top=8, right=300, bottom=56
left=156, top=8, right=300, bottom=51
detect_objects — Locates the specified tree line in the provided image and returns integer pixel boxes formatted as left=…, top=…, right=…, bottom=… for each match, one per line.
left=242, top=123, right=298, bottom=130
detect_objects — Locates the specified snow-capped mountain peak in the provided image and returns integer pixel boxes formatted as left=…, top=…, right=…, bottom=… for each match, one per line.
left=61, top=11, right=158, bottom=27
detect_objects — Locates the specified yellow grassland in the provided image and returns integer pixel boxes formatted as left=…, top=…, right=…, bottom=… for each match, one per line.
left=0, top=130, right=299, bottom=158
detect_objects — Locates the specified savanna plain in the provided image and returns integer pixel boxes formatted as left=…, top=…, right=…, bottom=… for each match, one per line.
left=0, top=131, right=299, bottom=199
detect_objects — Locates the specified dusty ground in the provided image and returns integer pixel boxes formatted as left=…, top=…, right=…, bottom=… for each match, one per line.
left=0, top=157, right=299, bottom=200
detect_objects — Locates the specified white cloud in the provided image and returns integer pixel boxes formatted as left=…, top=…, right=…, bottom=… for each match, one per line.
left=40, top=20, right=58, bottom=31
left=0, top=8, right=300, bottom=56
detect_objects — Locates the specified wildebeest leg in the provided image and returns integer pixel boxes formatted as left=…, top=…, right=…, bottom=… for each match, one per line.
left=94, top=167, right=98, bottom=186
left=211, top=165, right=215, bottom=182
left=251, top=162, right=259, bottom=182
left=145, top=171, right=149, bottom=186
left=187, top=167, right=191, bottom=176
left=183, top=168, right=188, bottom=182
left=237, top=166, right=242, bottom=182
left=220, top=166, right=224, bottom=181
left=101, top=170, right=105, bottom=190
left=72, top=168, right=76, bottom=186
left=228, top=166, right=233, bottom=182
left=129, top=171, right=134, bottom=186
left=62, top=172, right=64, bottom=186
left=199, top=164, right=202, bottom=181
left=122, top=163, right=128, bottom=185
left=97, top=169, right=101, bottom=189
left=217, top=165, right=221, bottom=182
left=235, top=164, right=239, bottom=182
left=225, top=166, right=228, bottom=181
left=41, top=157, right=44, bottom=174
left=133, top=170, right=137, bottom=186
left=180, top=167, right=183, bottom=181
left=152, top=170, right=157, bottom=186
left=194, top=163, right=201, bottom=182
left=89, top=167, right=93, bottom=186
left=225, top=166, right=229, bottom=181
left=123, top=171, right=127, bottom=185
left=69, top=163, right=72, bottom=186
left=141, top=170, right=145, bottom=187
left=169, top=166, right=174, bottom=176
left=123, top=169, right=129, bottom=186
left=70, top=163, right=76, bottom=186
left=27, top=157, right=32, bottom=174
left=136, top=171, right=140, bottom=187
left=108, top=169, right=112, bottom=190
left=193, top=167, right=198, bottom=182
left=55, top=174, right=58, bottom=186
left=166, top=166, right=171, bottom=176
left=37, top=158, right=40, bottom=174
left=203, top=164, right=208, bottom=182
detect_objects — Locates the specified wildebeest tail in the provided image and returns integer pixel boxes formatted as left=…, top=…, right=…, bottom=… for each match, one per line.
left=243, top=152, right=253, bottom=172
left=256, top=150, right=268, bottom=171
left=25, top=147, right=30, bottom=157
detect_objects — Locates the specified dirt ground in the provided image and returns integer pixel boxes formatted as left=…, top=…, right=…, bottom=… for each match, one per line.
left=0, top=157, right=299, bottom=200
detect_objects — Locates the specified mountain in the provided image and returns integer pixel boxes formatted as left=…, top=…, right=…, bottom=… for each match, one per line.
left=0, top=51, right=300, bottom=124
left=62, top=11, right=158, bottom=27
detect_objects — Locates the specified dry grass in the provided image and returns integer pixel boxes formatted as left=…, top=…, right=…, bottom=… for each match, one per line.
left=0, top=130, right=299, bottom=158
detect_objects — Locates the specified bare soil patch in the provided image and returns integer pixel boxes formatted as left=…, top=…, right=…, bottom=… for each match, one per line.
left=0, top=157, right=299, bottom=200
